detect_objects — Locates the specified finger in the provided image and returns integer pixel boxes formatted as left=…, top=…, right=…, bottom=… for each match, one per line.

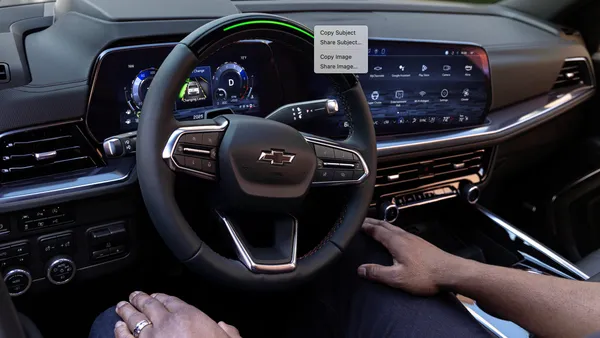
left=364, top=218, right=407, bottom=234
left=357, top=264, right=398, bottom=284
left=150, top=293, right=190, bottom=313
left=362, top=222, right=394, bottom=249
left=129, top=291, right=168, bottom=322
left=218, top=321, right=242, bottom=338
left=114, top=321, right=134, bottom=338
left=116, top=301, right=153, bottom=334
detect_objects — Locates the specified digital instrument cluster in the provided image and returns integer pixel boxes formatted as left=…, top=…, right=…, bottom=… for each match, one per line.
left=87, top=41, right=271, bottom=141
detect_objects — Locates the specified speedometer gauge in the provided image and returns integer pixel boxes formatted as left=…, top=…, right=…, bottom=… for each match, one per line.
left=212, top=62, right=248, bottom=102
left=131, top=68, right=156, bottom=109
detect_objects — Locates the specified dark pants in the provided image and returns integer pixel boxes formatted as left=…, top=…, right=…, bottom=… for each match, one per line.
left=89, top=234, right=491, bottom=338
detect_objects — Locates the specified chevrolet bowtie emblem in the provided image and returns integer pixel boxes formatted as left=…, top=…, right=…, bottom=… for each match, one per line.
left=258, top=150, right=295, bottom=166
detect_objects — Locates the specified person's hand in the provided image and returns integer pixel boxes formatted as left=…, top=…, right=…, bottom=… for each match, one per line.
left=113, top=291, right=242, bottom=338
left=358, top=218, right=468, bottom=296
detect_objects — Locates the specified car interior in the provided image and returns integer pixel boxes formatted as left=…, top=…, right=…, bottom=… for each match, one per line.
left=1, top=0, right=600, bottom=337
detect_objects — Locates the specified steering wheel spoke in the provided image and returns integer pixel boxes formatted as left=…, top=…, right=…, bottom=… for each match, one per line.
left=161, top=117, right=229, bottom=180
left=303, top=134, right=370, bottom=186
left=216, top=211, right=298, bottom=273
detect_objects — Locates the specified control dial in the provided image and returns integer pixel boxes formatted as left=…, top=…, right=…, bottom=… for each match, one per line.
left=3, top=268, right=32, bottom=296
left=131, top=68, right=156, bottom=109
left=212, top=62, right=248, bottom=102
left=46, top=256, right=76, bottom=285
left=379, top=199, right=399, bottom=223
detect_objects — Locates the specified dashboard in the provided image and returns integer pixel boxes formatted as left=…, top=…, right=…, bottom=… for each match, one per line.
left=0, top=0, right=596, bottom=300
left=87, top=39, right=491, bottom=141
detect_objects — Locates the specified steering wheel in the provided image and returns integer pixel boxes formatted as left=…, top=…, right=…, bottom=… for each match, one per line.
left=137, top=13, right=376, bottom=289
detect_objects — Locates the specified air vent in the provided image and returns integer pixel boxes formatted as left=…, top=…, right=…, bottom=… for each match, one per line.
left=0, top=124, right=102, bottom=184
left=553, top=59, right=592, bottom=90
left=0, top=63, right=9, bottom=83
left=375, top=149, right=490, bottom=198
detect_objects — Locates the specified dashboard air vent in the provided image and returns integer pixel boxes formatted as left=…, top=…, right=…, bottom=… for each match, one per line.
left=553, top=59, right=592, bottom=90
left=0, top=63, right=9, bottom=83
left=0, top=124, right=102, bottom=184
left=375, top=149, right=491, bottom=198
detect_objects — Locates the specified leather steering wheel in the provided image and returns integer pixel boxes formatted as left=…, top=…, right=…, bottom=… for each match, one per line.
left=137, top=13, right=376, bottom=289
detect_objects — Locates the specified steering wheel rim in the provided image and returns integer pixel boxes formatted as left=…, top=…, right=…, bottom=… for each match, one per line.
left=137, top=13, right=376, bottom=289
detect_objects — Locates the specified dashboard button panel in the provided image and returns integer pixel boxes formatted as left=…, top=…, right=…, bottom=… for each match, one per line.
left=18, top=205, right=73, bottom=232
left=87, top=223, right=129, bottom=262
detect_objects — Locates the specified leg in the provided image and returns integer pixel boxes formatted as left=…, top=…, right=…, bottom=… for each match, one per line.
left=89, top=306, right=120, bottom=338
left=293, top=233, right=492, bottom=338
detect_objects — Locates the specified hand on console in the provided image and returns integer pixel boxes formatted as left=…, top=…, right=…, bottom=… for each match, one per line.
left=359, top=217, right=600, bottom=338
left=357, top=217, right=467, bottom=296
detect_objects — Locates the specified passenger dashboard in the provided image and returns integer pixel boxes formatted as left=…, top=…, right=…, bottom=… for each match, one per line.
left=0, top=0, right=596, bottom=297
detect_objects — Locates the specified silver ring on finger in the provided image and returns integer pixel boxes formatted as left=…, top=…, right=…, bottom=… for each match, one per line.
left=133, top=319, right=152, bottom=337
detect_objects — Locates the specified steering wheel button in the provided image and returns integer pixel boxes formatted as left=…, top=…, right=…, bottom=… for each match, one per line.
left=184, top=157, right=202, bottom=171
left=315, top=169, right=334, bottom=181
left=314, top=145, right=335, bottom=159
left=174, top=155, right=185, bottom=166
left=201, top=132, right=220, bottom=146
left=182, top=133, right=203, bottom=144
left=201, top=160, right=216, bottom=174
left=334, top=170, right=353, bottom=181
left=334, top=149, right=353, bottom=161
left=353, top=170, right=365, bottom=180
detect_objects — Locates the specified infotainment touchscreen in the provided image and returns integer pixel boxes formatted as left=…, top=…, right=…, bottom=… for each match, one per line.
left=354, top=40, right=491, bottom=135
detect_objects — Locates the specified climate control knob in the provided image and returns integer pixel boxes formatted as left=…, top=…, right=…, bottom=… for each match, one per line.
left=46, top=256, right=76, bottom=285
left=379, top=200, right=399, bottom=223
left=460, top=183, right=481, bottom=205
left=3, top=268, right=32, bottom=296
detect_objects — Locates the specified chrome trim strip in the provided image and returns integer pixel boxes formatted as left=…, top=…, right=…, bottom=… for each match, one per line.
left=518, top=251, right=573, bottom=280
left=304, top=136, right=370, bottom=186
left=182, top=148, right=211, bottom=155
left=216, top=211, right=298, bottom=273
left=377, top=85, right=594, bottom=155
left=397, top=193, right=456, bottom=210
left=322, top=162, right=355, bottom=168
left=477, top=205, right=589, bottom=280
left=463, top=305, right=509, bottom=338
left=162, top=120, right=229, bottom=179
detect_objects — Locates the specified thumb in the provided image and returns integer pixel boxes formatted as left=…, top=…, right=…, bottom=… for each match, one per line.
left=358, top=264, right=397, bottom=283
left=218, top=321, right=242, bottom=338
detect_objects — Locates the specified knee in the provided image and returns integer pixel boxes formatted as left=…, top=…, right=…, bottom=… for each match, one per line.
left=89, top=306, right=120, bottom=338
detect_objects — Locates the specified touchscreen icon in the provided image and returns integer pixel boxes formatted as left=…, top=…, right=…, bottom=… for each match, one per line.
left=421, top=65, right=428, bottom=72
left=371, top=91, right=380, bottom=100
left=398, top=65, right=405, bottom=71
left=443, top=65, right=451, bottom=71
left=462, top=88, right=470, bottom=97
left=440, top=89, right=449, bottom=98
left=395, top=90, right=404, bottom=99
left=419, top=91, right=427, bottom=97
left=465, top=65, right=473, bottom=72
left=373, top=66, right=383, bottom=71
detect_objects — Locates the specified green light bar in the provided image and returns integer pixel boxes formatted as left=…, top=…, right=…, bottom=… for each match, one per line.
left=223, top=20, right=314, bottom=39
